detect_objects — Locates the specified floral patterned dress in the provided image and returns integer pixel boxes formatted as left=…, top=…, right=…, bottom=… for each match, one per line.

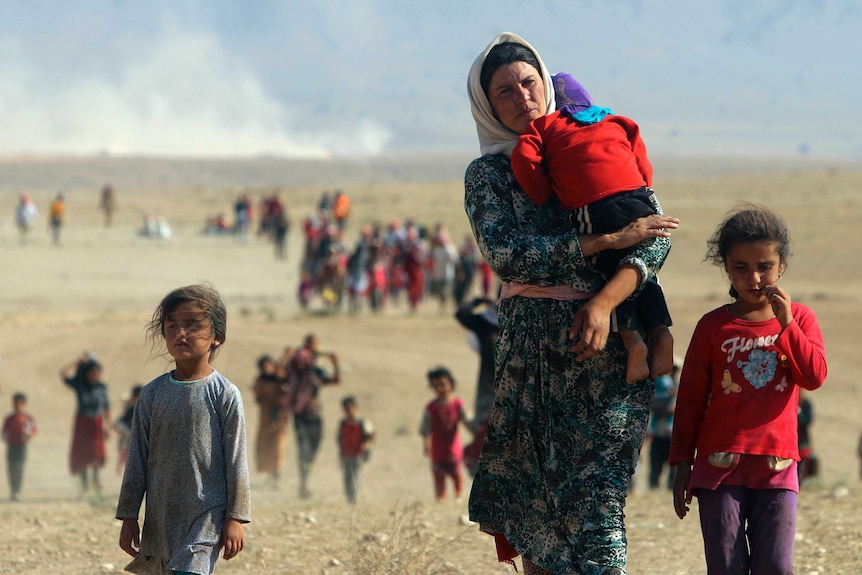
left=465, top=153, right=671, bottom=575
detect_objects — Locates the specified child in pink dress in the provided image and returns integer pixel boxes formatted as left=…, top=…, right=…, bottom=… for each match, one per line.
left=419, top=367, right=472, bottom=501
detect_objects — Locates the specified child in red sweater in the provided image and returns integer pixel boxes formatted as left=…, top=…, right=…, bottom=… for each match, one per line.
left=669, top=204, right=827, bottom=574
left=337, top=395, right=375, bottom=504
left=511, top=73, right=673, bottom=383
left=3, top=392, right=37, bottom=501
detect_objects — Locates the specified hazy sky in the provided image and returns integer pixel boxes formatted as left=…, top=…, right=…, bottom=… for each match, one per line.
left=1, top=1, right=859, bottom=159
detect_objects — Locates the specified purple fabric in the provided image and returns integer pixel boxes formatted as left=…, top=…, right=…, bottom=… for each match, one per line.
left=552, top=73, right=593, bottom=116
left=697, top=485, right=797, bottom=574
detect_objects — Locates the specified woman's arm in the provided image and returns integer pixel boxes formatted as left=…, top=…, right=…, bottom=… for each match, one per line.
left=568, top=264, right=641, bottom=359
left=465, top=155, right=676, bottom=287
left=579, top=214, right=677, bottom=258
left=59, top=358, right=81, bottom=383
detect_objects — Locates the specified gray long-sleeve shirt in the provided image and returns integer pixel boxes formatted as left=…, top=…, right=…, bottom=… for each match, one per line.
left=116, top=371, right=251, bottom=575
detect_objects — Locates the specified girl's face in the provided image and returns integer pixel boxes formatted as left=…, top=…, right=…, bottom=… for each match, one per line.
left=487, top=61, right=547, bottom=134
left=163, top=302, right=218, bottom=363
left=725, top=241, right=786, bottom=310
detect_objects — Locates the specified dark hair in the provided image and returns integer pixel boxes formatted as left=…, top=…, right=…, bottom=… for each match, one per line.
left=13, top=392, right=26, bottom=404
left=341, top=395, right=357, bottom=408
left=75, top=359, right=102, bottom=384
left=131, top=385, right=144, bottom=397
left=427, top=366, right=456, bottom=389
left=146, top=283, right=227, bottom=361
left=257, top=354, right=275, bottom=371
left=480, top=42, right=542, bottom=98
left=705, top=203, right=791, bottom=298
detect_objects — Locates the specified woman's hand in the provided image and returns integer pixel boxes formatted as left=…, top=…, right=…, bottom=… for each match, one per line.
left=569, top=265, right=641, bottom=359
left=569, top=296, right=613, bottom=360
left=672, top=463, right=693, bottom=519
left=582, top=214, right=679, bottom=257
left=610, top=214, right=679, bottom=250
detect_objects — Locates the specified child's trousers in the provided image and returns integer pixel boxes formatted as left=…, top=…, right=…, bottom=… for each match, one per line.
left=697, top=485, right=796, bottom=574
left=6, top=444, right=27, bottom=497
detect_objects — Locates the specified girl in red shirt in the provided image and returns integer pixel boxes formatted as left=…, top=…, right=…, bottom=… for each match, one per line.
left=670, top=204, right=827, bottom=574
left=420, top=367, right=472, bottom=501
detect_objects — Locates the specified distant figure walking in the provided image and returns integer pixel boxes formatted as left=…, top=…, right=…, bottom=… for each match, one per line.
left=113, top=384, right=142, bottom=475
left=455, top=297, right=499, bottom=476
left=252, top=353, right=288, bottom=488
left=100, top=184, right=115, bottom=227
left=234, top=194, right=252, bottom=244
left=60, top=353, right=111, bottom=500
left=647, top=362, right=679, bottom=490
left=337, top=395, right=375, bottom=504
left=15, top=194, right=38, bottom=245
left=3, top=392, right=37, bottom=501
left=420, top=367, right=472, bottom=501
left=49, top=192, right=65, bottom=246
left=281, top=334, right=340, bottom=499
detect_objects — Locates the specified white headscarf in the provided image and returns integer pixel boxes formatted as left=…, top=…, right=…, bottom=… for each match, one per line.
left=467, top=32, right=556, bottom=157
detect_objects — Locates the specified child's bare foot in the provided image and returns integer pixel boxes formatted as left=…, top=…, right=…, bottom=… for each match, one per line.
left=648, top=326, right=674, bottom=380
left=621, top=330, right=649, bottom=383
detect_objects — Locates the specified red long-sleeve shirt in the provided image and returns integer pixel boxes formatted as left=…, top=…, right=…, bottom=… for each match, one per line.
left=511, top=111, right=652, bottom=209
left=669, top=303, right=827, bottom=465
left=2, top=412, right=37, bottom=446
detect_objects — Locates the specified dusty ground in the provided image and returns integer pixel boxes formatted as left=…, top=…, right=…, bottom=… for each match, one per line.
left=1, top=156, right=861, bottom=574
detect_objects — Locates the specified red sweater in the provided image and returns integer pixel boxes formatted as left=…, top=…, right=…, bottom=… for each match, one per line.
left=670, top=303, right=827, bottom=465
left=2, top=412, right=37, bottom=446
left=511, top=111, right=652, bottom=209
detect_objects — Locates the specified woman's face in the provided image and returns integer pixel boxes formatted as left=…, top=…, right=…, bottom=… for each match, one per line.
left=487, top=60, right=547, bottom=134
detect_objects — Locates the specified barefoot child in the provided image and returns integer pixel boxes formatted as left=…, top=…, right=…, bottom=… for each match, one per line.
left=420, top=367, right=471, bottom=501
left=2, top=392, right=37, bottom=501
left=117, top=284, right=251, bottom=574
left=511, top=73, right=674, bottom=382
left=669, top=205, right=827, bottom=574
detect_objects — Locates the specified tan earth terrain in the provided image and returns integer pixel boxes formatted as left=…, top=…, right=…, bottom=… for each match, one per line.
left=1, top=156, right=860, bottom=574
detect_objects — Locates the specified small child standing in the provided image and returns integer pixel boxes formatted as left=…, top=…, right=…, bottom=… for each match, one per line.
left=419, top=367, right=471, bottom=501
left=2, top=393, right=37, bottom=501
left=337, top=395, right=375, bottom=504
left=669, top=205, right=827, bottom=574
left=511, top=73, right=674, bottom=383
left=117, top=284, right=251, bottom=574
